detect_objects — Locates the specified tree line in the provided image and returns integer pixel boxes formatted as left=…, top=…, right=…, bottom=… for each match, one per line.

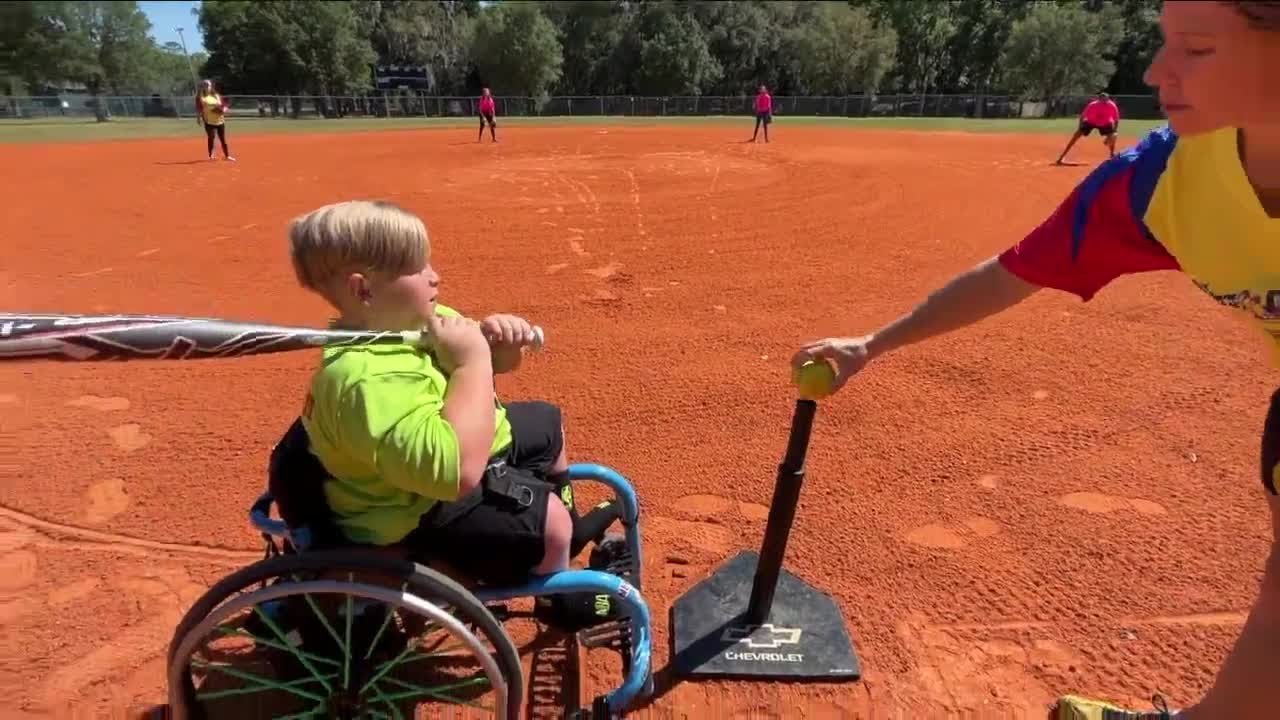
left=2, top=1, right=205, bottom=102
left=2, top=0, right=1161, bottom=107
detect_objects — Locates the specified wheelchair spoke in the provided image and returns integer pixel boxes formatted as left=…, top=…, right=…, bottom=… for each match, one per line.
left=358, top=641, right=420, bottom=695
left=362, top=582, right=407, bottom=661
left=251, top=604, right=334, bottom=693
left=415, top=637, right=469, bottom=659
left=191, top=659, right=332, bottom=703
left=370, top=676, right=491, bottom=707
left=361, top=633, right=473, bottom=692
left=379, top=673, right=493, bottom=710
left=274, top=704, right=329, bottom=720
left=300, top=591, right=347, bottom=656
left=344, top=574, right=354, bottom=691
left=369, top=688, right=405, bottom=720
left=214, top=625, right=342, bottom=668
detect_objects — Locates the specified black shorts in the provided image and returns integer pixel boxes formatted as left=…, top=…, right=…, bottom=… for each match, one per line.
left=1259, top=388, right=1280, bottom=495
left=1079, top=120, right=1115, bottom=137
left=756, top=111, right=772, bottom=124
left=480, top=111, right=495, bottom=124
left=402, top=400, right=566, bottom=584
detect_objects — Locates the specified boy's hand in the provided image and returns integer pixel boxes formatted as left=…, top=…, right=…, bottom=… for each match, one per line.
left=480, top=314, right=539, bottom=349
left=481, top=314, right=537, bottom=375
left=424, top=312, right=491, bottom=372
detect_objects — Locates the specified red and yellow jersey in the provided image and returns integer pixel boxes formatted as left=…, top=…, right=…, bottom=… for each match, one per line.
left=1000, top=125, right=1280, bottom=362
left=196, top=93, right=228, bottom=125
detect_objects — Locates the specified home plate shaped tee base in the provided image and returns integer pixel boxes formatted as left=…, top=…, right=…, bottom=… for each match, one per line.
left=670, top=399, right=862, bottom=681
left=669, top=550, right=861, bottom=680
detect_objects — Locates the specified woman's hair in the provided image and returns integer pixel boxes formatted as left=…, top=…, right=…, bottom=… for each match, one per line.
left=1233, top=1, right=1280, bottom=30
left=197, top=79, right=214, bottom=97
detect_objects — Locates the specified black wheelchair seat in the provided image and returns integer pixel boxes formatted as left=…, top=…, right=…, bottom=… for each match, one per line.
left=267, top=417, right=350, bottom=552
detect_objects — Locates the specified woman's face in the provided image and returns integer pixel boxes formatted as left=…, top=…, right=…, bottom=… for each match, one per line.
left=1144, top=1, right=1280, bottom=136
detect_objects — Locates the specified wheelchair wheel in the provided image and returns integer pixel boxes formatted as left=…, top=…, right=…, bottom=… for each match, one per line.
left=166, top=549, right=523, bottom=719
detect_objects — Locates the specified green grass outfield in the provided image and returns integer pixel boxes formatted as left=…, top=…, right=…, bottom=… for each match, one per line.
left=0, top=113, right=1168, bottom=145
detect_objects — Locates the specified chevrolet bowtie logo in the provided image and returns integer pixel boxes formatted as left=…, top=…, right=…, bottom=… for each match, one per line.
left=721, top=623, right=803, bottom=649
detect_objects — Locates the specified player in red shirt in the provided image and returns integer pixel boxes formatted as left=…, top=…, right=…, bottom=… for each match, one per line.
left=1057, top=91, right=1122, bottom=164
left=751, top=85, right=773, bottom=143
left=478, top=87, right=497, bottom=143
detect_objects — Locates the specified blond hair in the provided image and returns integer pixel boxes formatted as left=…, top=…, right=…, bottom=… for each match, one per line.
left=1234, top=1, right=1280, bottom=30
left=288, top=200, right=428, bottom=296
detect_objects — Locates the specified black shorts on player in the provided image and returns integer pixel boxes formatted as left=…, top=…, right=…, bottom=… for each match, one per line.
left=1078, top=120, right=1116, bottom=137
left=401, top=401, right=567, bottom=586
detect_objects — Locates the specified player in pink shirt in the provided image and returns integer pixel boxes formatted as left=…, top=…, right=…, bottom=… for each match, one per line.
left=1056, top=91, right=1121, bottom=164
left=478, top=87, right=497, bottom=143
left=751, top=85, right=773, bottom=143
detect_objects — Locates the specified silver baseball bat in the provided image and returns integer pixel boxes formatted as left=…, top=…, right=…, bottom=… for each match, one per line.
left=0, top=313, right=543, bottom=362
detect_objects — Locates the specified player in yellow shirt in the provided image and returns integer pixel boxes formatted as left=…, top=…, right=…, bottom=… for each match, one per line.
left=195, top=79, right=234, bottom=161
left=794, top=2, right=1278, bottom=718
left=287, top=199, right=620, bottom=630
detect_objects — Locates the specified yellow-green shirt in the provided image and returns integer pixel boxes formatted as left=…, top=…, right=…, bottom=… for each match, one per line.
left=300, top=304, right=512, bottom=545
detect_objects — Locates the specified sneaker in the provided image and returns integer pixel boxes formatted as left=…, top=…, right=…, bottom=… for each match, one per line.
left=533, top=533, right=628, bottom=633
left=588, top=531, right=629, bottom=573
left=570, top=499, right=620, bottom=558
left=1049, top=694, right=1176, bottom=720
left=534, top=589, right=621, bottom=632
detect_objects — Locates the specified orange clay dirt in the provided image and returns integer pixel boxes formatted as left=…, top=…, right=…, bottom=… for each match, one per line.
left=0, top=123, right=1275, bottom=719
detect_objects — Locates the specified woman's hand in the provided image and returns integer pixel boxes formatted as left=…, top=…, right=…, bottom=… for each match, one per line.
left=790, top=336, right=875, bottom=394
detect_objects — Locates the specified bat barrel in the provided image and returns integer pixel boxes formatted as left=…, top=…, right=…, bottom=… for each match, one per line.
left=0, top=314, right=545, bottom=362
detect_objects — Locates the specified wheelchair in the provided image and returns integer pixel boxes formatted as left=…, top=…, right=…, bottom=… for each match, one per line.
left=161, top=419, right=654, bottom=719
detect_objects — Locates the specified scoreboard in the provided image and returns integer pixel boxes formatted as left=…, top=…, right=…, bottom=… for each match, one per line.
left=373, top=65, right=431, bottom=91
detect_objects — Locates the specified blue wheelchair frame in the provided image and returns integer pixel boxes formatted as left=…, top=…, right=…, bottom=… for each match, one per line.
left=249, top=462, right=653, bottom=715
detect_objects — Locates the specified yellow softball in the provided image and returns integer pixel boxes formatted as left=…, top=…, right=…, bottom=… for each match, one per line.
left=792, top=359, right=837, bottom=400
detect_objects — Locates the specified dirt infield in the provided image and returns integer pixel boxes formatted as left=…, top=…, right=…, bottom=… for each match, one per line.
left=0, top=123, right=1275, bottom=718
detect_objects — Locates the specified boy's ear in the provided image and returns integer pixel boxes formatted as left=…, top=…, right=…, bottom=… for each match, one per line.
left=346, top=272, right=373, bottom=304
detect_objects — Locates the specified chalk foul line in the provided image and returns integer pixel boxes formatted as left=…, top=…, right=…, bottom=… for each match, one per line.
left=0, top=503, right=260, bottom=562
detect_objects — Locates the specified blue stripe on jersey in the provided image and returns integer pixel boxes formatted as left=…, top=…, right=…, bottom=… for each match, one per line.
left=1069, top=125, right=1178, bottom=260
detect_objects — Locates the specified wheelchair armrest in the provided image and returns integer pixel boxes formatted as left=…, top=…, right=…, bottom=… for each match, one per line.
left=567, top=463, right=639, bottom=526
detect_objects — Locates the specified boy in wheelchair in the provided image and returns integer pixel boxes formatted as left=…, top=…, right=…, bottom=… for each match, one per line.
left=279, top=199, right=622, bottom=631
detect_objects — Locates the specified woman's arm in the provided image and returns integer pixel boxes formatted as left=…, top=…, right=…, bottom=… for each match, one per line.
left=866, top=257, right=1040, bottom=359
left=796, top=128, right=1183, bottom=385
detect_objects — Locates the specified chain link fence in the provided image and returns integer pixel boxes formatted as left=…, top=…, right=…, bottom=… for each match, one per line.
left=1, top=93, right=1163, bottom=122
